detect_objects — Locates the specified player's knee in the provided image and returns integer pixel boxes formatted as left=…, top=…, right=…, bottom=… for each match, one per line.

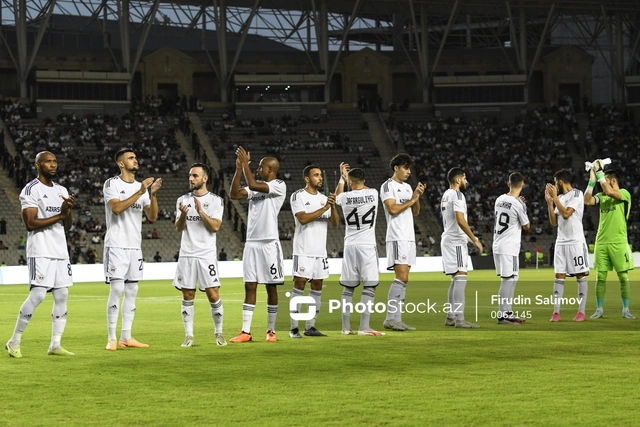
left=617, top=271, right=629, bottom=281
left=52, top=287, right=69, bottom=303
left=363, top=286, right=377, bottom=295
left=30, top=288, right=47, bottom=305
left=182, top=290, right=196, bottom=301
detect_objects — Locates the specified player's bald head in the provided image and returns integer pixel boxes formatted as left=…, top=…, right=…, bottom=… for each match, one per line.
left=262, top=157, right=280, bottom=173
left=35, top=151, right=55, bottom=164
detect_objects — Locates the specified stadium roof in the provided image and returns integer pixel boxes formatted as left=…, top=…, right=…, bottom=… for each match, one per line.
left=152, top=0, right=640, bottom=17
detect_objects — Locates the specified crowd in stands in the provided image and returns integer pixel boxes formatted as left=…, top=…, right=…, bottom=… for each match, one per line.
left=394, top=110, right=572, bottom=230
left=0, top=96, right=190, bottom=263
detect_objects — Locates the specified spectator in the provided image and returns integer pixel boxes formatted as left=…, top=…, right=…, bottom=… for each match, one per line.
left=17, top=236, right=25, bottom=250
left=330, top=249, right=338, bottom=258
left=91, top=234, right=101, bottom=244
left=86, top=248, right=97, bottom=264
left=0, top=217, right=6, bottom=234
left=151, top=228, right=160, bottom=239
left=153, top=251, right=162, bottom=262
left=0, top=240, right=8, bottom=250
left=219, top=248, right=228, bottom=261
left=18, top=255, right=26, bottom=265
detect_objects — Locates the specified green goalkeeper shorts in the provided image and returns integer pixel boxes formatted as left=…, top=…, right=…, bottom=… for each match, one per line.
left=594, top=243, right=635, bottom=272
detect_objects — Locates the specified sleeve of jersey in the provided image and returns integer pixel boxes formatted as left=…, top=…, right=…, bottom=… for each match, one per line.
left=593, top=192, right=602, bottom=205
left=243, top=186, right=254, bottom=199
left=268, top=180, right=286, bottom=196
left=103, top=181, right=118, bottom=202
left=621, top=189, right=632, bottom=204
left=564, top=192, right=582, bottom=211
left=452, top=198, right=465, bottom=213
left=379, top=182, right=392, bottom=202
left=141, top=191, right=151, bottom=208
left=290, top=193, right=304, bottom=214
left=335, top=193, right=345, bottom=206
left=175, top=197, right=182, bottom=220
left=19, top=187, right=38, bottom=210
left=518, top=204, right=530, bottom=225
left=210, top=197, right=224, bottom=221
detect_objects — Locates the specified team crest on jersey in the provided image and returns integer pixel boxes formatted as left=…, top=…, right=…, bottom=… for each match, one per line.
left=401, top=255, right=407, bottom=261
left=178, top=275, right=183, bottom=282
left=37, top=274, right=45, bottom=283
left=110, top=267, right=116, bottom=274
left=203, top=203, right=210, bottom=209
left=299, top=266, right=305, bottom=273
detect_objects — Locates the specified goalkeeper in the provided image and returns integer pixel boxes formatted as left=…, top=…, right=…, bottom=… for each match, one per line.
left=584, top=159, right=635, bottom=319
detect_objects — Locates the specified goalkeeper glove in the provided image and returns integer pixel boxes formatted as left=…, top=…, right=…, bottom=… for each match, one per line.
left=593, top=159, right=604, bottom=173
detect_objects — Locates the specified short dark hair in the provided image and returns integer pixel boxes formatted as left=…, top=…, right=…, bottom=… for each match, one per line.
left=389, top=153, right=414, bottom=171
left=348, top=168, right=365, bottom=183
left=114, top=148, right=134, bottom=163
left=509, top=172, right=525, bottom=187
left=303, top=165, right=321, bottom=179
left=190, top=163, right=210, bottom=177
left=447, top=167, right=465, bottom=184
left=553, top=169, right=573, bottom=184
left=604, top=169, right=620, bottom=182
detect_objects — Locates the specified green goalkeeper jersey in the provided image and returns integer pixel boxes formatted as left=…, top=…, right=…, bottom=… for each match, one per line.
left=595, top=189, right=631, bottom=245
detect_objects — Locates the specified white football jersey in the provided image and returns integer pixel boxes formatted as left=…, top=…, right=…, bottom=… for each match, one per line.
left=336, top=188, right=378, bottom=246
left=440, top=189, right=468, bottom=244
left=555, top=188, right=586, bottom=245
left=176, top=192, right=224, bottom=257
left=492, top=194, right=530, bottom=256
left=380, top=178, right=415, bottom=242
left=290, top=189, right=330, bottom=257
left=19, top=179, right=70, bottom=259
left=103, top=176, right=151, bottom=249
left=245, top=179, right=286, bottom=241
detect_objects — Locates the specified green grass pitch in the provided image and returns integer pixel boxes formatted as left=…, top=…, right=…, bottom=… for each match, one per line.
left=1, top=268, right=639, bottom=426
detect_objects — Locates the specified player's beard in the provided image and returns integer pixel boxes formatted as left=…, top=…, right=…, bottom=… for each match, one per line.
left=459, top=182, right=467, bottom=192
left=190, top=181, right=203, bottom=191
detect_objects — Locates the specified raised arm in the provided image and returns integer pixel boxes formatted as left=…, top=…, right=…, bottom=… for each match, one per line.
left=238, top=146, right=270, bottom=193
left=144, top=178, right=162, bottom=222
left=230, top=155, right=248, bottom=200
left=109, top=177, right=155, bottom=216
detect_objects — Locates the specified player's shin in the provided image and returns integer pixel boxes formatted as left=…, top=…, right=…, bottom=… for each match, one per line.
left=577, top=277, right=588, bottom=313
left=452, top=275, right=467, bottom=321
left=211, top=300, right=223, bottom=334
left=107, top=279, right=124, bottom=339
left=289, top=288, right=304, bottom=330
left=181, top=300, right=195, bottom=337
left=121, top=281, right=138, bottom=341
left=553, top=279, right=565, bottom=314
left=51, top=288, right=69, bottom=348
left=618, top=271, right=630, bottom=308
left=341, top=288, right=354, bottom=332
left=359, top=287, right=376, bottom=332
left=12, top=287, right=47, bottom=342
left=596, top=270, right=607, bottom=309
left=306, top=289, right=322, bottom=330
